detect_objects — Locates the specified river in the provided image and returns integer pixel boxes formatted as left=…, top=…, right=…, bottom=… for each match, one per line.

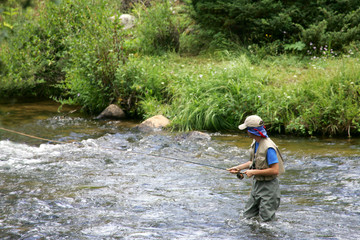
left=0, top=100, right=359, bottom=239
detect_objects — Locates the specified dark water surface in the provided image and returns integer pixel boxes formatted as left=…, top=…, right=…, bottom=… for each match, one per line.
left=0, top=100, right=359, bottom=239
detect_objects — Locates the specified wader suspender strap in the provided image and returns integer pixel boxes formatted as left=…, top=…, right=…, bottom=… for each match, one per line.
left=250, top=144, right=256, bottom=170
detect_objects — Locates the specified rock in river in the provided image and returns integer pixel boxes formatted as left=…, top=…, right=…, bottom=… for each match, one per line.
left=95, top=104, right=126, bottom=120
left=137, top=115, right=170, bottom=132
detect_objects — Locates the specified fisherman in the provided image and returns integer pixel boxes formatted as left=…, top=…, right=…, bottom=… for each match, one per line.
left=227, top=115, right=285, bottom=221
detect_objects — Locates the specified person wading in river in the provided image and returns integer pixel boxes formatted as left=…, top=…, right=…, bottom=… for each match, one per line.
left=227, top=115, right=285, bottom=222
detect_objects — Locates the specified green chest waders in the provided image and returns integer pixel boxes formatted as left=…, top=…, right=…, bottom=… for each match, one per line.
left=243, top=178, right=281, bottom=221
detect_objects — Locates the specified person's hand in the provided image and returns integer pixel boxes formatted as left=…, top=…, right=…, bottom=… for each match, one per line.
left=244, top=170, right=255, bottom=177
left=227, top=167, right=240, bottom=174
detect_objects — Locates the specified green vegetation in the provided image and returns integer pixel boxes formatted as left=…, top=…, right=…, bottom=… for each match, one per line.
left=191, top=0, right=360, bottom=54
left=142, top=54, right=360, bottom=137
left=1, top=0, right=359, bottom=137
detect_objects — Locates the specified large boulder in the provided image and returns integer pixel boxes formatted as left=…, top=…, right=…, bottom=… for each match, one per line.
left=137, top=115, right=170, bottom=132
left=95, top=104, right=126, bottom=120
left=119, top=14, right=135, bottom=29
left=109, top=14, right=135, bottom=30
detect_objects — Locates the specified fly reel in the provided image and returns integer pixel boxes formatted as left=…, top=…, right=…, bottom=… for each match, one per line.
left=236, top=172, right=245, bottom=180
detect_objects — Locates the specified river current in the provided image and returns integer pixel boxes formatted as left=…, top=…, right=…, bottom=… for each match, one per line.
left=0, top=100, right=359, bottom=239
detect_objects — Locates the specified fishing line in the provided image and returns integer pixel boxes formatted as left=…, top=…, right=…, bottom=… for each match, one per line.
left=0, top=127, right=66, bottom=144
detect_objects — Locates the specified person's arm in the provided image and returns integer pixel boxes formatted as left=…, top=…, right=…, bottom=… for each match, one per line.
left=227, top=161, right=252, bottom=174
left=244, top=162, right=279, bottom=177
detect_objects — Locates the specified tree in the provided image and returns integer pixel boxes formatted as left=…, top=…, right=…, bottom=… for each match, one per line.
left=191, top=0, right=360, bottom=52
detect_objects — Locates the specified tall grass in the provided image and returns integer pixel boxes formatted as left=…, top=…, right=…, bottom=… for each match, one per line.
left=284, top=58, right=360, bottom=136
left=166, top=55, right=262, bottom=130
left=140, top=53, right=360, bottom=136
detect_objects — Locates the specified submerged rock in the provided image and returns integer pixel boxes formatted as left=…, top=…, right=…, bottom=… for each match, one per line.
left=137, top=115, right=170, bottom=132
left=175, top=131, right=211, bottom=141
left=185, top=131, right=211, bottom=141
left=95, top=104, right=126, bottom=120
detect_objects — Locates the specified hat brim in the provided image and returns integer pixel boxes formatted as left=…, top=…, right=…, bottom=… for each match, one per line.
left=238, top=124, right=247, bottom=130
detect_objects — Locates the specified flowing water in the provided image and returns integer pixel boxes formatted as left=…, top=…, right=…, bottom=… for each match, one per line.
left=0, top=100, right=359, bottom=240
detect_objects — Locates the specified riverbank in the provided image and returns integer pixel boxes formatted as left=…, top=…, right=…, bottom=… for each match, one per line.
left=1, top=53, right=360, bottom=137
left=153, top=54, right=360, bottom=137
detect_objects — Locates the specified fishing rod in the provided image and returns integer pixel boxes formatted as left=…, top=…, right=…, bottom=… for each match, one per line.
left=124, top=149, right=246, bottom=180
left=0, top=126, right=246, bottom=179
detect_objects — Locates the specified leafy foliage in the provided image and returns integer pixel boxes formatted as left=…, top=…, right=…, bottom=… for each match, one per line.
left=191, top=0, right=360, bottom=54
left=49, top=0, right=125, bottom=113
left=114, top=55, right=172, bottom=117
left=1, top=0, right=125, bottom=112
left=132, top=0, right=180, bottom=54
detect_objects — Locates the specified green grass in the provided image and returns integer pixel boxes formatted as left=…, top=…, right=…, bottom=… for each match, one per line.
left=133, top=53, right=360, bottom=137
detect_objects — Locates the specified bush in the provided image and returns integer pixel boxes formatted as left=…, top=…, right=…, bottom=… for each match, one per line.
left=0, top=0, right=71, bottom=97
left=51, top=0, right=125, bottom=113
left=132, top=0, right=180, bottom=54
left=114, top=55, right=172, bottom=117
left=0, top=3, right=45, bottom=96
left=1, top=0, right=192, bottom=114
left=1, top=0, right=126, bottom=113
left=190, top=0, right=360, bottom=54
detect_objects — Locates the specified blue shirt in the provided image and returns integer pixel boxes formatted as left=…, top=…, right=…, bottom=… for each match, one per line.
left=254, top=142, right=279, bottom=166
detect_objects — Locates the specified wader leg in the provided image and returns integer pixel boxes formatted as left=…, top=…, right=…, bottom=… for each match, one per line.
left=243, top=194, right=260, bottom=219
left=259, top=193, right=280, bottom=221
left=259, top=179, right=281, bottom=222
left=243, top=179, right=281, bottom=221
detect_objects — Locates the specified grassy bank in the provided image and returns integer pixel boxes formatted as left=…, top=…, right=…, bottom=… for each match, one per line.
left=1, top=0, right=359, bottom=137
left=128, top=53, right=360, bottom=137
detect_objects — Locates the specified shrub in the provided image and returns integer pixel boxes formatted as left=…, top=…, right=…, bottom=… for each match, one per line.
left=1, top=0, right=127, bottom=113
left=0, top=3, right=45, bottom=96
left=52, top=0, right=125, bottom=113
left=114, top=55, right=172, bottom=117
left=132, top=0, right=180, bottom=55
left=190, top=0, right=360, bottom=54
left=0, top=0, right=71, bottom=97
